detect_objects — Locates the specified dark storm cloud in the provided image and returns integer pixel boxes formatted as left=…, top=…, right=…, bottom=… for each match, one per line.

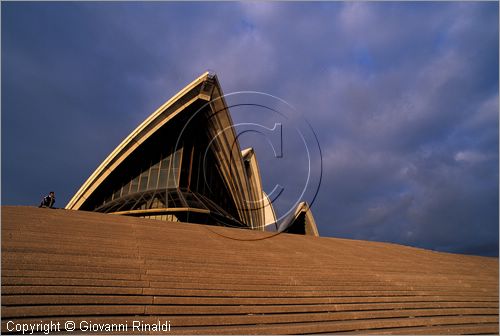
left=2, top=2, right=498, bottom=256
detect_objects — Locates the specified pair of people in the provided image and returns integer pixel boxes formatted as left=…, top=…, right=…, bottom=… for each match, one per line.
left=39, top=191, right=56, bottom=208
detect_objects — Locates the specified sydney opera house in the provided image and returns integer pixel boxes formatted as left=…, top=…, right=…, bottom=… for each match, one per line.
left=65, top=72, right=318, bottom=236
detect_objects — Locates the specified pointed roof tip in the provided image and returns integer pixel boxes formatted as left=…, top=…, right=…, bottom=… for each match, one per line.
left=241, top=147, right=254, bottom=159
left=206, top=69, right=217, bottom=79
left=298, top=201, right=309, bottom=211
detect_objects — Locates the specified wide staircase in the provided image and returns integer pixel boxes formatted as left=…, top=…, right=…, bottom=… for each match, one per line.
left=2, top=206, right=498, bottom=334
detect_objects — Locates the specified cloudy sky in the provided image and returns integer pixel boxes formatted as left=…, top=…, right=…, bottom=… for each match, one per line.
left=2, top=2, right=498, bottom=256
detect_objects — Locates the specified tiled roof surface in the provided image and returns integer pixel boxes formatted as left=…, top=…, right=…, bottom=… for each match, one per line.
left=2, top=206, right=498, bottom=334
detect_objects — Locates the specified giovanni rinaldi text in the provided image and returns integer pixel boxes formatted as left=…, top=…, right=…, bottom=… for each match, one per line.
left=6, top=320, right=172, bottom=334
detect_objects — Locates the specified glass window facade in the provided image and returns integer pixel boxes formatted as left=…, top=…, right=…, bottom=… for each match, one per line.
left=101, top=147, right=183, bottom=207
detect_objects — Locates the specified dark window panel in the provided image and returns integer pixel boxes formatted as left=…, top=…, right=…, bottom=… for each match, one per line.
left=138, top=169, right=150, bottom=192
left=130, top=175, right=140, bottom=194
left=148, top=161, right=160, bottom=190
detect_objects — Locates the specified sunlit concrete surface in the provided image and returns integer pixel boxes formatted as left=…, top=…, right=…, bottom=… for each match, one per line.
left=2, top=206, right=498, bottom=334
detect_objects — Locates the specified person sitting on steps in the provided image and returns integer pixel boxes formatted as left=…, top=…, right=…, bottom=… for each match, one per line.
left=39, top=191, right=56, bottom=208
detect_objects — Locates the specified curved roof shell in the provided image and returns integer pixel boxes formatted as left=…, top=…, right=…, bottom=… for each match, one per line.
left=66, top=73, right=267, bottom=229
